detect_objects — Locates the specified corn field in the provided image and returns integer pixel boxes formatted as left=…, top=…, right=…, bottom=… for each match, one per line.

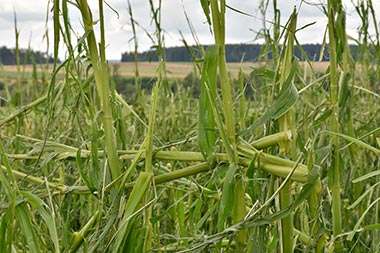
left=0, top=0, right=380, bottom=252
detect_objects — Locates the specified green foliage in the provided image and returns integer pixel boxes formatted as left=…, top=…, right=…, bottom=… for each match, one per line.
left=1, top=1, right=380, bottom=252
left=198, top=45, right=218, bottom=161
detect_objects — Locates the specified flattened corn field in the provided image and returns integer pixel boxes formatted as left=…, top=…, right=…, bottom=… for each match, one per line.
left=0, top=0, right=380, bottom=252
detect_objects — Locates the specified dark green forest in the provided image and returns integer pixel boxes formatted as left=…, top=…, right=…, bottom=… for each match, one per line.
left=0, top=46, right=55, bottom=65
left=121, top=43, right=362, bottom=62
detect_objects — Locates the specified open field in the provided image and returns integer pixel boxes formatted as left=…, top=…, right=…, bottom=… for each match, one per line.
left=1, top=1, right=380, bottom=253
left=1, top=61, right=330, bottom=79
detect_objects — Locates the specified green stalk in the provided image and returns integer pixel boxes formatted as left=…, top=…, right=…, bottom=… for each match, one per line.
left=272, top=0, right=280, bottom=61
left=154, top=162, right=213, bottom=184
left=144, top=82, right=159, bottom=250
left=209, top=0, right=238, bottom=162
left=209, top=1, right=245, bottom=249
left=0, top=95, right=48, bottom=127
left=369, top=3, right=380, bottom=249
left=69, top=210, right=101, bottom=252
left=176, top=189, right=188, bottom=246
left=238, top=69, right=246, bottom=131
left=143, top=0, right=166, bottom=250
left=327, top=0, right=343, bottom=251
left=77, top=0, right=121, bottom=187
left=307, top=136, right=325, bottom=251
left=14, top=12, right=22, bottom=107
left=277, top=8, right=297, bottom=252
left=127, top=0, right=141, bottom=103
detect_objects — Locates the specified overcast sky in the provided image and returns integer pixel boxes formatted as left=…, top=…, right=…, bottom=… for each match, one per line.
left=0, top=0, right=379, bottom=60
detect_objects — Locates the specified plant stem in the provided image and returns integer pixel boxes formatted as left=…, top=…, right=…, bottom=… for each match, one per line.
left=77, top=0, right=121, bottom=188
left=209, top=0, right=238, bottom=163
left=209, top=1, right=245, bottom=249
left=278, top=8, right=297, bottom=252
left=327, top=0, right=343, bottom=251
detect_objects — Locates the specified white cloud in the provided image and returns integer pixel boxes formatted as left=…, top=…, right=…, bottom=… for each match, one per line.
left=0, top=0, right=378, bottom=60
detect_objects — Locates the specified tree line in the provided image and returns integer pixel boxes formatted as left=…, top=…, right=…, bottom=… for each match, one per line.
left=0, top=46, right=55, bottom=65
left=121, top=43, right=361, bottom=62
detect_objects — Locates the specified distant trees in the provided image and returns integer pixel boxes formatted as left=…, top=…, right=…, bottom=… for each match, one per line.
left=0, top=46, right=55, bottom=65
left=121, top=46, right=200, bottom=62
left=121, top=44, right=360, bottom=62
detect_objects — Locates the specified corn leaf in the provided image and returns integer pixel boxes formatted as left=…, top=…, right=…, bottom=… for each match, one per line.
left=198, top=45, right=218, bottom=161
left=313, top=109, right=332, bottom=127
left=0, top=199, right=15, bottom=252
left=217, top=164, right=238, bottom=232
left=113, top=172, right=153, bottom=251
left=76, top=148, right=97, bottom=194
left=323, top=130, right=380, bottom=154
left=348, top=182, right=380, bottom=209
left=250, top=67, right=275, bottom=79
left=20, top=191, right=60, bottom=253
left=240, top=60, right=299, bottom=136
left=53, top=0, right=60, bottom=68
left=352, top=170, right=380, bottom=183
left=0, top=142, right=40, bottom=252
left=15, top=205, right=40, bottom=253
left=347, top=197, right=380, bottom=241
left=338, top=71, right=350, bottom=108
left=200, top=0, right=211, bottom=25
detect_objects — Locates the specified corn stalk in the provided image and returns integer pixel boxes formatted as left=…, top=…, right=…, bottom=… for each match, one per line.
left=77, top=0, right=121, bottom=188
left=327, top=0, right=343, bottom=251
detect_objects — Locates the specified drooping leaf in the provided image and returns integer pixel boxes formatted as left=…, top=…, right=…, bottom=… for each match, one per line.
left=198, top=45, right=219, bottom=161
left=313, top=109, right=332, bottom=127
left=15, top=205, right=40, bottom=253
left=240, top=60, right=299, bottom=136
left=348, top=182, right=380, bottom=209
left=347, top=197, right=380, bottom=241
left=0, top=142, right=40, bottom=252
left=323, top=130, right=380, bottom=154
left=200, top=0, right=211, bottom=25
left=21, top=191, right=60, bottom=253
left=338, top=71, right=351, bottom=108
left=113, top=172, right=153, bottom=251
left=76, top=148, right=97, bottom=194
left=217, top=164, right=238, bottom=232
left=250, top=67, right=275, bottom=79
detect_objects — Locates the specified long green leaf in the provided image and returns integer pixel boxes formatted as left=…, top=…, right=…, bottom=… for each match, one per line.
left=113, top=172, right=153, bottom=251
left=217, top=164, right=238, bottom=232
left=20, top=191, right=60, bottom=253
left=352, top=170, right=380, bottom=183
left=323, top=130, right=380, bottom=154
left=53, top=0, right=60, bottom=68
left=347, top=197, right=380, bottom=241
left=198, top=45, right=219, bottom=161
left=348, top=182, right=380, bottom=209
left=200, top=0, right=211, bottom=25
left=15, top=205, right=40, bottom=253
left=338, top=71, right=350, bottom=108
left=0, top=199, right=15, bottom=252
left=0, top=142, right=40, bottom=252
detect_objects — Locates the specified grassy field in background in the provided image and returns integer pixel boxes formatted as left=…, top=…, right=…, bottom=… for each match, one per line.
left=1, top=61, right=330, bottom=79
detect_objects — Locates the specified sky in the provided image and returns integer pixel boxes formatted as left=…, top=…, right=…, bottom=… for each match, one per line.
left=0, top=0, right=379, bottom=60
